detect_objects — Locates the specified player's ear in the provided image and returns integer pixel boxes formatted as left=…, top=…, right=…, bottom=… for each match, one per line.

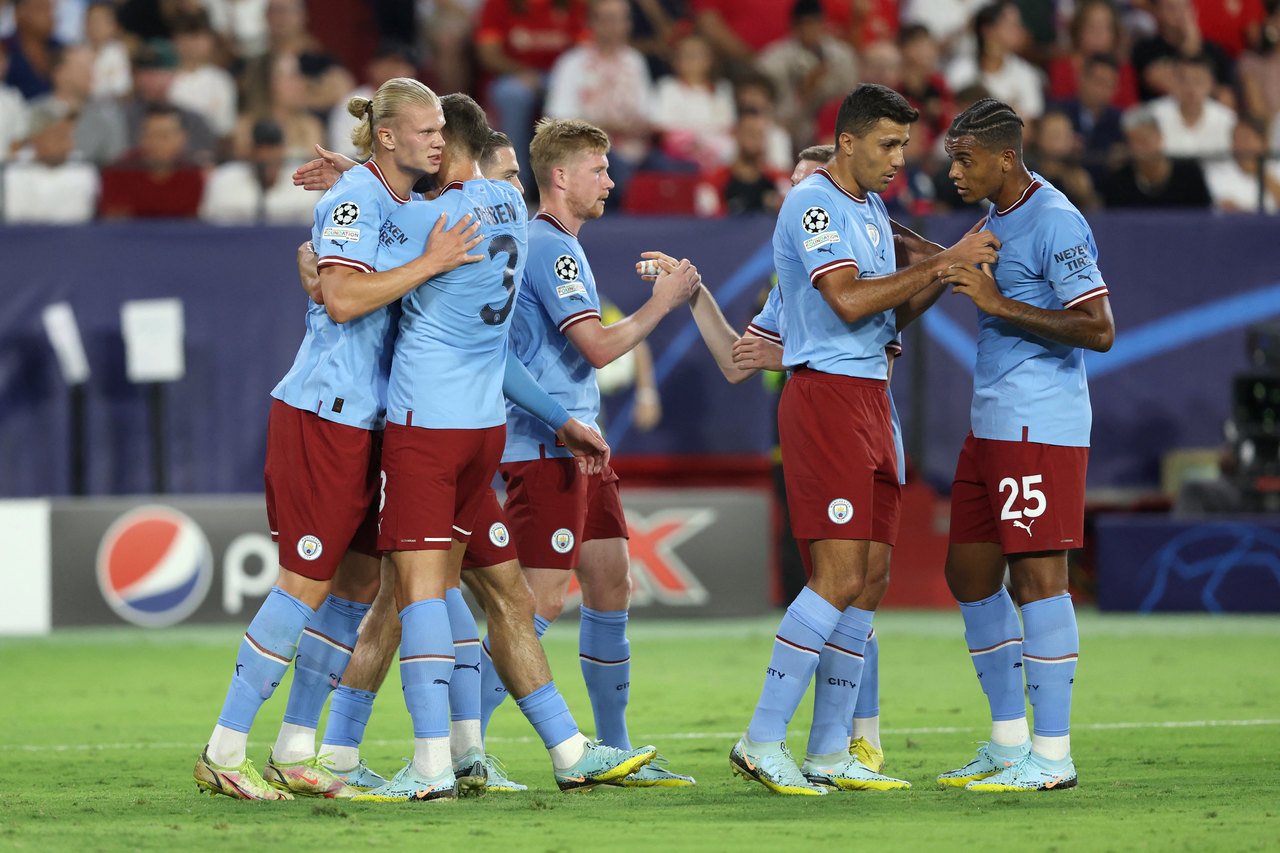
left=377, top=124, right=394, bottom=152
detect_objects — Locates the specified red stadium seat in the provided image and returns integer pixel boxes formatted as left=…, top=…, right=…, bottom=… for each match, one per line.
left=622, top=171, right=708, bottom=215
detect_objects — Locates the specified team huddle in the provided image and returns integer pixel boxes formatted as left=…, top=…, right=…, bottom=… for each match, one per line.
left=192, top=76, right=1115, bottom=802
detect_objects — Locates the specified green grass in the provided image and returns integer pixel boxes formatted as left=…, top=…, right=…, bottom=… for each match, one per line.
left=3, top=611, right=1279, bottom=851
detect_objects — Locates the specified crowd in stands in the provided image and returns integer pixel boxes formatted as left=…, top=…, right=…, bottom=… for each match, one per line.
left=3, top=0, right=1280, bottom=223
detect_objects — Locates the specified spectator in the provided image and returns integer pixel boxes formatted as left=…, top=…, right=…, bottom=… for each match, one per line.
left=85, top=1, right=131, bottom=100
left=946, top=1, right=1045, bottom=120
left=3, top=99, right=97, bottom=222
left=1205, top=118, right=1280, bottom=213
left=1149, top=52, right=1236, bottom=161
left=899, top=23, right=954, bottom=152
left=204, top=0, right=270, bottom=59
left=121, top=39, right=218, bottom=165
left=420, top=0, right=483, bottom=96
left=328, top=40, right=418, bottom=158
left=1131, top=0, right=1234, bottom=102
left=1193, top=0, right=1265, bottom=59
left=169, top=11, right=237, bottom=140
left=29, top=43, right=127, bottom=164
left=900, top=0, right=987, bottom=58
left=99, top=104, right=205, bottom=218
left=1055, top=53, right=1126, bottom=182
left=1046, top=0, right=1138, bottom=109
left=652, top=32, right=736, bottom=170
left=831, top=0, right=898, bottom=51
left=1102, top=106, right=1211, bottom=207
left=711, top=111, right=787, bottom=215
left=757, top=0, right=858, bottom=155
left=733, top=72, right=793, bottom=174
left=630, top=0, right=687, bottom=78
left=544, top=0, right=653, bottom=199
left=0, top=41, right=29, bottom=161
left=1238, top=3, right=1280, bottom=125
left=476, top=0, right=587, bottom=190
left=693, top=0, right=793, bottom=69
left=4, top=0, right=60, bottom=99
left=200, top=118, right=314, bottom=223
left=238, top=0, right=324, bottom=117
left=228, top=52, right=325, bottom=162
left=1027, top=109, right=1100, bottom=210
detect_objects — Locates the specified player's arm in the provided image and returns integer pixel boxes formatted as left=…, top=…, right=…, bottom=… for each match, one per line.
left=683, top=282, right=755, bottom=383
left=563, top=257, right=700, bottom=369
left=297, top=240, right=322, bottom=304
left=503, top=351, right=610, bottom=474
left=320, top=213, right=484, bottom=323
left=894, top=217, right=985, bottom=330
left=815, top=228, right=1000, bottom=324
left=942, top=263, right=1116, bottom=352
left=293, top=144, right=358, bottom=191
left=631, top=340, right=662, bottom=431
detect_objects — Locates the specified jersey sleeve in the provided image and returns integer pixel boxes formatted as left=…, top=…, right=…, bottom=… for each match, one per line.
left=745, top=287, right=782, bottom=345
left=1041, top=210, right=1109, bottom=309
left=784, top=190, right=860, bottom=287
left=315, top=183, right=386, bottom=274
left=528, top=239, right=600, bottom=334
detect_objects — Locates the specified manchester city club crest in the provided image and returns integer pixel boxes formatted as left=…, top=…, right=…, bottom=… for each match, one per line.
left=865, top=223, right=881, bottom=246
left=489, top=523, right=510, bottom=548
left=297, top=534, right=324, bottom=560
left=554, top=255, right=580, bottom=282
left=332, top=202, right=360, bottom=226
left=827, top=499, right=853, bottom=524
left=802, top=206, right=830, bottom=234
left=551, top=527, right=575, bottom=554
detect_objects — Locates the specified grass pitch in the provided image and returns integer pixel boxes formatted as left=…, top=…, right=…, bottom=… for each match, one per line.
left=3, top=610, right=1278, bottom=851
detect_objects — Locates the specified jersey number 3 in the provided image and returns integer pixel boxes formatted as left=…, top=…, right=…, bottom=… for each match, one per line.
left=480, top=234, right=518, bottom=326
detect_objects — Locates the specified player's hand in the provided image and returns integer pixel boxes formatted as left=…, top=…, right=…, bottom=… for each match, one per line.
left=292, top=144, right=358, bottom=191
left=556, top=418, right=610, bottom=475
left=635, top=250, right=679, bottom=281
left=732, top=336, right=784, bottom=371
left=944, top=263, right=1005, bottom=314
left=652, top=257, right=701, bottom=310
left=420, top=213, right=485, bottom=276
left=297, top=240, right=323, bottom=304
left=944, top=228, right=1000, bottom=268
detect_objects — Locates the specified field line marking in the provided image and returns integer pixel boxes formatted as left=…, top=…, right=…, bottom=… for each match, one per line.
left=5, top=718, right=1279, bottom=753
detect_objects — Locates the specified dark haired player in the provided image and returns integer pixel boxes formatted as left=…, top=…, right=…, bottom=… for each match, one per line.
left=730, top=83, right=1001, bottom=795
left=936, top=98, right=1114, bottom=792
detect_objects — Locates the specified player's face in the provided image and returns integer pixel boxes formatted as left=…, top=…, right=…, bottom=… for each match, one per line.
left=790, top=157, right=824, bottom=187
left=564, top=150, right=614, bottom=220
left=386, top=102, right=446, bottom=177
left=945, top=134, right=1008, bottom=203
left=842, top=118, right=910, bottom=195
left=482, top=145, right=524, bottom=195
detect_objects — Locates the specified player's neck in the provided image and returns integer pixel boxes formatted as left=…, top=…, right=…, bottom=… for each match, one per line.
left=370, top=154, right=421, bottom=198
left=538, top=198, right=584, bottom=236
left=439, top=159, right=483, bottom=186
left=992, top=166, right=1034, bottom=211
left=828, top=159, right=868, bottom=199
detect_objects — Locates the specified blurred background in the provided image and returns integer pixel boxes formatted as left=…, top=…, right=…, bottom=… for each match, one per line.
left=2, top=0, right=1279, bottom=635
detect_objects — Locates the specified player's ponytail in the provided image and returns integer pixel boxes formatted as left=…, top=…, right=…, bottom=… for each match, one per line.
left=348, top=78, right=439, bottom=160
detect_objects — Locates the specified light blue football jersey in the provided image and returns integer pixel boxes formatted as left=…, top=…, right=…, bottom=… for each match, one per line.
left=502, top=212, right=602, bottom=463
left=774, top=168, right=897, bottom=379
left=271, top=161, right=410, bottom=429
left=380, top=178, right=528, bottom=430
left=973, top=176, right=1110, bottom=447
left=747, top=285, right=907, bottom=485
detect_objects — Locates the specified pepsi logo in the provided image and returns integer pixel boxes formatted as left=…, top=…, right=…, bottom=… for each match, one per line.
left=96, top=506, right=213, bottom=627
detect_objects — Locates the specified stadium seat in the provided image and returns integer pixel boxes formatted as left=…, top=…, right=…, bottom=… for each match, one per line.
left=622, top=171, right=709, bottom=216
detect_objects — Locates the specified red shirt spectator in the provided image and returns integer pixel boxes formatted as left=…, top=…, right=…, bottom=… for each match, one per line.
left=99, top=105, right=204, bottom=218
left=1194, top=0, right=1266, bottom=58
left=475, top=0, right=589, bottom=73
left=1046, top=0, right=1138, bottom=109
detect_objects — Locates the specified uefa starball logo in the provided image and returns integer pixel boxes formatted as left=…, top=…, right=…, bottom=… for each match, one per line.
left=96, top=506, right=214, bottom=627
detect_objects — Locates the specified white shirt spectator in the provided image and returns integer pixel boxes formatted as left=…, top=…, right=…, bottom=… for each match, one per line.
left=199, top=160, right=316, bottom=225
left=204, top=0, right=271, bottom=58
left=0, top=83, right=28, bottom=162
left=170, top=64, right=239, bottom=138
left=947, top=53, right=1046, bottom=119
left=91, top=39, right=132, bottom=100
left=1205, top=159, right=1280, bottom=213
left=545, top=44, right=654, bottom=164
left=903, top=0, right=985, bottom=52
left=653, top=76, right=736, bottom=167
left=1149, top=96, right=1236, bottom=160
left=3, top=155, right=99, bottom=223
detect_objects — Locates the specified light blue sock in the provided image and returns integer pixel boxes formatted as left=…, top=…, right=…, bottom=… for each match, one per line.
left=515, top=680, right=579, bottom=750
left=399, top=599, right=452, bottom=739
left=807, top=607, right=874, bottom=757
left=853, top=628, right=880, bottom=719
left=747, top=586, right=843, bottom=744
left=445, top=588, right=481, bottom=724
left=960, top=587, right=1027, bottom=723
left=217, top=586, right=314, bottom=732
left=479, top=613, right=551, bottom=737
left=1021, top=594, right=1079, bottom=738
left=321, top=686, right=376, bottom=749
left=282, top=595, right=369, bottom=728
left=579, top=606, right=631, bottom=749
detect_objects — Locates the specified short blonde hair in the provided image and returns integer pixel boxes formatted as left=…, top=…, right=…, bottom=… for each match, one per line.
left=529, top=118, right=610, bottom=193
left=347, top=77, right=439, bottom=159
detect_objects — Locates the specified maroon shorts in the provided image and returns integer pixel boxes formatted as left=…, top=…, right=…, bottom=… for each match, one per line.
left=777, top=368, right=900, bottom=545
left=949, top=433, right=1089, bottom=554
left=500, top=457, right=629, bottom=570
left=461, top=488, right=517, bottom=570
left=264, top=399, right=380, bottom=581
left=377, top=423, right=506, bottom=552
